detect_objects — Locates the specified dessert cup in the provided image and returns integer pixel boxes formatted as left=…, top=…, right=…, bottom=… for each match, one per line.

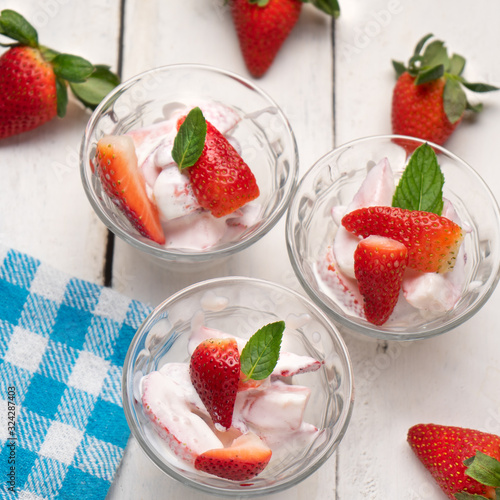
left=122, top=276, right=354, bottom=496
left=286, top=135, right=500, bottom=341
left=80, top=64, right=298, bottom=264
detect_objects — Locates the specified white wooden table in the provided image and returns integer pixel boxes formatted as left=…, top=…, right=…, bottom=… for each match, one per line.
left=3, top=1, right=500, bottom=498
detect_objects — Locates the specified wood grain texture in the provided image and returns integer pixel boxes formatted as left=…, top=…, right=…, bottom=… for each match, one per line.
left=3, top=1, right=500, bottom=499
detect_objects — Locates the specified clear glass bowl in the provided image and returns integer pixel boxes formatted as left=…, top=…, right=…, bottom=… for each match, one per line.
left=122, top=277, right=354, bottom=496
left=286, top=135, right=500, bottom=341
left=80, top=64, right=298, bottom=263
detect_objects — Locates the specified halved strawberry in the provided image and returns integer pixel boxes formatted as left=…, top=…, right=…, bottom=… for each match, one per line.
left=190, top=337, right=241, bottom=430
left=94, top=135, right=166, bottom=244
left=342, top=206, right=463, bottom=273
left=354, top=235, right=408, bottom=325
left=195, top=432, right=272, bottom=481
left=174, top=109, right=260, bottom=218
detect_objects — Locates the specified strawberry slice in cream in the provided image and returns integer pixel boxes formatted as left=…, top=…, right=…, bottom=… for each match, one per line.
left=318, top=156, right=467, bottom=322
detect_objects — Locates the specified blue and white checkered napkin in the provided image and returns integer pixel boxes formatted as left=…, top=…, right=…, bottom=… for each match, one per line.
left=0, top=246, right=151, bottom=499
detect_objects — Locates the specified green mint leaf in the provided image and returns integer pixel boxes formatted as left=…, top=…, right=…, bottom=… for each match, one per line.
left=172, top=107, right=207, bottom=170
left=240, top=321, right=285, bottom=381
left=308, top=0, right=340, bottom=18
left=51, top=54, right=94, bottom=83
left=0, top=9, right=38, bottom=47
left=443, top=78, right=467, bottom=123
left=392, top=143, right=444, bottom=215
left=464, top=451, right=500, bottom=487
left=449, top=53, right=466, bottom=76
left=69, top=65, right=120, bottom=109
left=462, top=81, right=499, bottom=93
left=415, top=64, right=444, bottom=85
left=55, top=77, right=68, bottom=118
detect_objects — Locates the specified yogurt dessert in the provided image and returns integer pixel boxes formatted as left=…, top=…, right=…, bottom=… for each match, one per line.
left=93, top=101, right=261, bottom=250
left=316, top=143, right=467, bottom=326
left=140, top=318, right=324, bottom=481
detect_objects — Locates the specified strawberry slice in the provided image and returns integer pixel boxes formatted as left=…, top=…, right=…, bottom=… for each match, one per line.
left=175, top=111, right=260, bottom=218
left=408, top=423, right=500, bottom=499
left=342, top=206, right=463, bottom=273
left=354, top=235, right=408, bottom=325
left=95, top=135, right=166, bottom=245
left=195, top=432, right=272, bottom=481
left=190, top=337, right=241, bottom=430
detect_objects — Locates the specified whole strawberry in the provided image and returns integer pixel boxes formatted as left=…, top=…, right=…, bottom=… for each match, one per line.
left=354, top=235, right=408, bottom=325
left=391, top=34, right=498, bottom=149
left=190, top=337, right=241, bottom=430
left=0, top=9, right=119, bottom=140
left=230, top=0, right=340, bottom=78
left=408, top=423, right=500, bottom=499
left=173, top=107, right=260, bottom=218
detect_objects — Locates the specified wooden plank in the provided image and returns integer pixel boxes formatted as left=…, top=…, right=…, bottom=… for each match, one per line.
left=334, top=0, right=500, bottom=497
left=108, top=1, right=336, bottom=498
left=0, top=0, right=121, bottom=282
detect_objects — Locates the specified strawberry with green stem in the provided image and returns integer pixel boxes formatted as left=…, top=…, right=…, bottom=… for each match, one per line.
left=230, top=0, right=341, bottom=78
left=172, top=107, right=260, bottom=218
left=408, top=423, right=500, bottom=499
left=391, top=34, right=498, bottom=149
left=0, top=9, right=119, bottom=140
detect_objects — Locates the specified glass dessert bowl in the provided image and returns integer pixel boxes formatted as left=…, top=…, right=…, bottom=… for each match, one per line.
left=80, top=64, right=298, bottom=264
left=122, top=276, right=354, bottom=496
left=286, top=135, right=500, bottom=341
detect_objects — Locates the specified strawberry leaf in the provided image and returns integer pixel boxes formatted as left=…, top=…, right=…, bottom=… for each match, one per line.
left=443, top=78, right=467, bottom=123
left=172, top=107, right=207, bottom=170
left=392, top=60, right=407, bottom=78
left=69, top=65, right=120, bottom=109
left=51, top=54, right=94, bottom=83
left=420, top=40, right=449, bottom=70
left=463, top=451, right=500, bottom=487
left=307, top=0, right=341, bottom=18
left=240, top=321, right=285, bottom=381
left=449, top=53, right=466, bottom=76
left=392, top=143, right=444, bottom=215
left=55, top=77, right=68, bottom=118
left=415, top=64, right=444, bottom=85
left=413, top=33, right=434, bottom=58
left=454, top=493, right=489, bottom=499
left=461, top=81, right=500, bottom=93
left=0, top=9, right=38, bottom=47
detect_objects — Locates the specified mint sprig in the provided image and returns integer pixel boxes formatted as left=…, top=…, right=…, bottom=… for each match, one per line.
left=392, top=143, right=444, bottom=215
left=240, top=321, right=285, bottom=381
left=172, top=107, right=207, bottom=170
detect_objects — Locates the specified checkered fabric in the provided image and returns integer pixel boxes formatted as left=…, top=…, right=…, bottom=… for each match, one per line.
left=0, top=247, right=151, bottom=499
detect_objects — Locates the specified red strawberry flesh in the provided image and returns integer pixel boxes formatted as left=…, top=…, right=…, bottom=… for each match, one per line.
left=0, top=46, right=57, bottom=139
left=342, top=206, right=463, bottom=273
left=408, top=423, right=500, bottom=499
left=179, top=118, right=260, bottom=218
left=190, top=337, right=241, bottom=430
left=354, top=235, right=408, bottom=325
left=95, top=135, right=166, bottom=244
left=195, top=432, right=272, bottom=481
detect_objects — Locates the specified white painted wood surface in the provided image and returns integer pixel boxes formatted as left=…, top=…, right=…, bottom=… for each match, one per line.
left=2, top=1, right=500, bottom=498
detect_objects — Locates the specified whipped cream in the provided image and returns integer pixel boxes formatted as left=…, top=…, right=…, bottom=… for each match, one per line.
left=127, top=101, right=261, bottom=250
